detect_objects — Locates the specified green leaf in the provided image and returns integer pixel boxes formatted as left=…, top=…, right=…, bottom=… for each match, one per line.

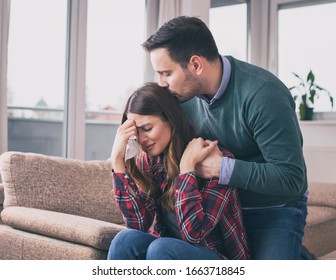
left=307, top=70, right=315, bottom=84
left=289, top=70, right=334, bottom=112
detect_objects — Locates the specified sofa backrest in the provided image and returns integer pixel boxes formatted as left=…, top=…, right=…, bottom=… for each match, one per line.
left=0, top=152, right=124, bottom=224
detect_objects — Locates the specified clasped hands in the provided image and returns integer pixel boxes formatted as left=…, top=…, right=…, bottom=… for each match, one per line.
left=180, top=137, right=222, bottom=179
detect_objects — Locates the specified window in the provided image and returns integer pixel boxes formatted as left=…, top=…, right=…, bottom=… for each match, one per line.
left=209, top=1, right=248, bottom=61
left=3, top=0, right=146, bottom=159
left=277, top=1, right=336, bottom=112
left=7, top=0, right=67, bottom=155
left=85, top=0, right=146, bottom=160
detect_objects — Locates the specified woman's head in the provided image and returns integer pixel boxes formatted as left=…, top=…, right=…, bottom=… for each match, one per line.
left=123, top=83, right=195, bottom=209
left=122, top=82, right=194, bottom=158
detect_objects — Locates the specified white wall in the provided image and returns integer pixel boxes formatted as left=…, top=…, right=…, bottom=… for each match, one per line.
left=300, top=120, right=336, bottom=183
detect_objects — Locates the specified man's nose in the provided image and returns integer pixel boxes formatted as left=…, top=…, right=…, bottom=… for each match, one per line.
left=158, top=75, right=168, bottom=87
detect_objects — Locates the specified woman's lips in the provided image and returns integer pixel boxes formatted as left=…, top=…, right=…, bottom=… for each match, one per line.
left=145, top=143, right=154, bottom=151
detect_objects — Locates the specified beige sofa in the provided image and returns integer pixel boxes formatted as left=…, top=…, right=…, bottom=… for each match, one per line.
left=0, top=152, right=125, bottom=260
left=0, top=151, right=336, bottom=260
left=302, top=182, right=336, bottom=259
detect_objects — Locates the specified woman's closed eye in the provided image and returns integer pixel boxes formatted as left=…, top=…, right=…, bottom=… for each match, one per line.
left=140, top=126, right=152, bottom=132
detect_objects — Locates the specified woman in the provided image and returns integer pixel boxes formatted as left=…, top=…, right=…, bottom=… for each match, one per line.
left=108, top=83, right=249, bottom=260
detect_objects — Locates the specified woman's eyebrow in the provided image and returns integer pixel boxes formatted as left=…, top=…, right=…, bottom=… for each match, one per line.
left=136, top=123, right=150, bottom=129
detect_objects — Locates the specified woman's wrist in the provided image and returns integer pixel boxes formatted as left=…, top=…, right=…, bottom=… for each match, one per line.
left=179, top=161, right=196, bottom=174
left=111, top=158, right=126, bottom=173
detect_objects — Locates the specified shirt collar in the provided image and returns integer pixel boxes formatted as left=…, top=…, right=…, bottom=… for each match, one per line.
left=198, top=55, right=231, bottom=104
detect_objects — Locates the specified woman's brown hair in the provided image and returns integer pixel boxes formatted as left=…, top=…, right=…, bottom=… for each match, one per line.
left=122, top=82, right=195, bottom=211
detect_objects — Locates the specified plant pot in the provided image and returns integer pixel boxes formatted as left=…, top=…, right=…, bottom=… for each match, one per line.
left=299, top=105, right=314, bottom=120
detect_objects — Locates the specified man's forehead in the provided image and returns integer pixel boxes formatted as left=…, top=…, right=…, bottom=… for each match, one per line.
left=150, top=48, right=180, bottom=71
left=150, top=47, right=169, bottom=57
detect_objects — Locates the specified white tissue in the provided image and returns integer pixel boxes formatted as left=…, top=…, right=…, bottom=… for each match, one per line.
left=124, top=136, right=140, bottom=160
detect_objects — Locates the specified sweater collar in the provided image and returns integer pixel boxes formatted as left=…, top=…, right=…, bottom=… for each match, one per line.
left=198, top=55, right=231, bottom=104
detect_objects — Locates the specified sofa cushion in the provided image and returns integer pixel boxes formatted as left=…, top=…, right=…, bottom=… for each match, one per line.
left=0, top=224, right=107, bottom=260
left=306, top=205, right=336, bottom=226
left=1, top=206, right=125, bottom=250
left=319, top=250, right=336, bottom=260
left=303, top=205, right=336, bottom=257
left=308, top=182, right=336, bottom=208
left=0, top=152, right=124, bottom=224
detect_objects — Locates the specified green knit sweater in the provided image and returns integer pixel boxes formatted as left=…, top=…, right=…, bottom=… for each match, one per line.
left=182, top=56, right=307, bottom=207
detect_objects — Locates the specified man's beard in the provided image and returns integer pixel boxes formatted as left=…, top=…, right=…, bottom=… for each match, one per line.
left=169, top=72, right=201, bottom=103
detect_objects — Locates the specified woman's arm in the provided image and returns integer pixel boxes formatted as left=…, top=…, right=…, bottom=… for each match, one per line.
left=177, top=138, right=237, bottom=242
left=110, top=119, right=137, bottom=172
left=113, top=171, right=157, bottom=232
left=174, top=171, right=234, bottom=243
left=111, top=120, right=157, bottom=232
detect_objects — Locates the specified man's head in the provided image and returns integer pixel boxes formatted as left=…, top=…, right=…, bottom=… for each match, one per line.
left=142, top=16, right=221, bottom=102
left=142, top=16, right=219, bottom=67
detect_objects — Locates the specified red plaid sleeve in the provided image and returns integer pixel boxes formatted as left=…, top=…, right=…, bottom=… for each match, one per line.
left=112, top=154, right=157, bottom=232
left=174, top=172, right=232, bottom=242
left=174, top=148, right=250, bottom=260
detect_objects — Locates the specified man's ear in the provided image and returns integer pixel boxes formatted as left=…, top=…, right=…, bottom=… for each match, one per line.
left=189, top=55, right=203, bottom=75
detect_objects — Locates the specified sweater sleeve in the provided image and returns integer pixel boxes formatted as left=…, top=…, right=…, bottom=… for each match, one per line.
left=229, top=81, right=307, bottom=197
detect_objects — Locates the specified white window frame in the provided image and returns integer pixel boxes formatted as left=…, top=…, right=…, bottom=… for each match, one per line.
left=208, top=0, right=271, bottom=70
left=0, top=0, right=87, bottom=159
left=0, top=0, right=10, bottom=155
left=64, top=0, right=87, bottom=159
left=269, top=0, right=336, bottom=75
left=249, top=0, right=269, bottom=69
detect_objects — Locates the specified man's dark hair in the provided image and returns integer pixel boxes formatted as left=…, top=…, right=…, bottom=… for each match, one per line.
left=142, top=16, right=219, bottom=68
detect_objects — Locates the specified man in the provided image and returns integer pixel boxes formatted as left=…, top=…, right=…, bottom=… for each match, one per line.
left=142, top=16, right=311, bottom=259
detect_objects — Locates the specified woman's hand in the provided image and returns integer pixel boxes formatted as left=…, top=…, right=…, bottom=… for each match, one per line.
left=180, top=138, right=218, bottom=174
left=111, top=119, right=137, bottom=172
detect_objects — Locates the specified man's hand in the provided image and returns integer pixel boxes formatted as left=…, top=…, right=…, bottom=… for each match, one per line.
left=180, top=138, right=218, bottom=174
left=195, top=140, right=222, bottom=179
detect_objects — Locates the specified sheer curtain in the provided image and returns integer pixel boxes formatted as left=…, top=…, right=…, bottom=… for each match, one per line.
left=144, top=0, right=182, bottom=83
left=158, top=0, right=181, bottom=26
left=144, top=0, right=210, bottom=82
left=0, top=0, right=10, bottom=153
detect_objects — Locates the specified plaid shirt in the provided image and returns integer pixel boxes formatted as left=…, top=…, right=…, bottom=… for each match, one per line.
left=112, top=150, right=250, bottom=260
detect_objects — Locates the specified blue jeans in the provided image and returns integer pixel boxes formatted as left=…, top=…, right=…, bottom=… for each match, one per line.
left=242, top=195, right=308, bottom=260
left=107, top=228, right=220, bottom=260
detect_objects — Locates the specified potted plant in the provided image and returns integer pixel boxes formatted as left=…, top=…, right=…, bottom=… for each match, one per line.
left=289, top=70, right=334, bottom=120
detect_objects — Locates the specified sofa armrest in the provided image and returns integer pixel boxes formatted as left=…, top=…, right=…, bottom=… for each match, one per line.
left=1, top=206, right=125, bottom=250
left=0, top=151, right=124, bottom=224
left=308, top=182, right=336, bottom=208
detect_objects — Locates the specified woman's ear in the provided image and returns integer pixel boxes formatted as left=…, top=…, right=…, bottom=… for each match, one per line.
left=189, top=55, right=203, bottom=75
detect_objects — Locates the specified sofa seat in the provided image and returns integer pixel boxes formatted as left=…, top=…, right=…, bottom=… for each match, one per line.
left=0, top=224, right=108, bottom=260
left=319, top=250, right=336, bottom=260
left=1, top=206, right=125, bottom=250
left=303, top=205, right=336, bottom=258
left=302, top=182, right=336, bottom=259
